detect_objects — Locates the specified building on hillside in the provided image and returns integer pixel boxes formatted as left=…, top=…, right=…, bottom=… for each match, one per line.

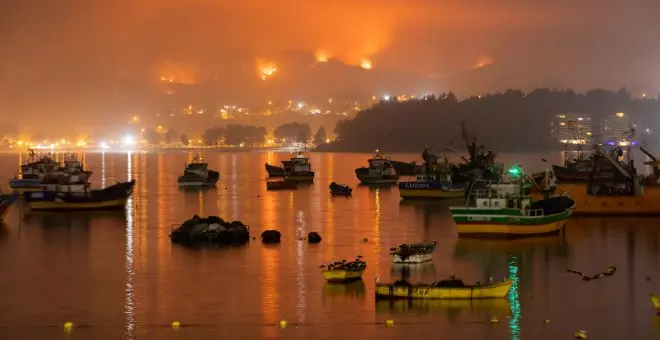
left=602, top=112, right=634, bottom=146
left=551, top=113, right=594, bottom=145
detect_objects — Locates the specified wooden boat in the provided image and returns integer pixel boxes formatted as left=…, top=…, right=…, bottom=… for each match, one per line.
left=390, top=241, right=437, bottom=263
left=355, top=150, right=399, bottom=184
left=0, top=193, right=18, bottom=221
left=264, top=163, right=286, bottom=177
left=450, top=165, right=575, bottom=237
left=265, top=151, right=315, bottom=181
left=399, top=144, right=469, bottom=199
left=376, top=276, right=513, bottom=300
left=321, top=257, right=366, bottom=283
left=651, top=294, right=660, bottom=313
left=376, top=297, right=511, bottom=315
left=266, top=179, right=297, bottom=190
left=23, top=180, right=136, bottom=211
left=177, top=158, right=220, bottom=187
left=329, top=182, right=352, bottom=195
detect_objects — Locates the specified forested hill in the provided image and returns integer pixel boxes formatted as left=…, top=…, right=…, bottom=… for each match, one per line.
left=316, top=89, right=660, bottom=153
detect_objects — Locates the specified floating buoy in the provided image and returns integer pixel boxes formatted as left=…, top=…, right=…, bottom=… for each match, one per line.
left=385, top=320, right=394, bottom=327
left=279, top=320, right=287, bottom=328
left=574, top=330, right=587, bottom=339
left=171, top=321, right=181, bottom=329
left=544, top=319, right=551, bottom=324
left=63, top=322, right=73, bottom=332
left=489, top=316, right=499, bottom=323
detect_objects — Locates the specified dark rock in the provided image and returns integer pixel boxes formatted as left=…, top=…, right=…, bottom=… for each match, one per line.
left=170, top=215, right=250, bottom=245
left=308, top=232, right=322, bottom=244
left=261, top=230, right=281, bottom=244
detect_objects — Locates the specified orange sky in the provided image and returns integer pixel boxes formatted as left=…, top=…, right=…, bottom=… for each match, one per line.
left=1, top=0, right=659, bottom=133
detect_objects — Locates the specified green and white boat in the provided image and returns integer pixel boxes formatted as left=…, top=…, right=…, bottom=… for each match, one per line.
left=450, top=165, right=575, bottom=238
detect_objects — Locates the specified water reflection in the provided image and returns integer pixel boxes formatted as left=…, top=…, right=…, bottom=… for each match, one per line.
left=322, top=281, right=365, bottom=299
left=508, top=256, right=521, bottom=340
left=124, top=151, right=135, bottom=340
left=391, top=262, right=436, bottom=279
left=375, top=298, right=511, bottom=316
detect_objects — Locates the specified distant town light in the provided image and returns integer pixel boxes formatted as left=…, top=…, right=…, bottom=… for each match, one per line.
left=360, top=60, right=372, bottom=70
left=123, top=135, right=136, bottom=146
left=616, top=112, right=625, bottom=118
left=383, top=95, right=391, bottom=101
left=99, top=141, right=110, bottom=149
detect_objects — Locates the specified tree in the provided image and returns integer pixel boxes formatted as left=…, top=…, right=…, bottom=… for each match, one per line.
left=203, top=127, right=224, bottom=145
left=274, top=122, right=312, bottom=145
left=314, top=126, right=327, bottom=145
left=180, top=134, right=189, bottom=146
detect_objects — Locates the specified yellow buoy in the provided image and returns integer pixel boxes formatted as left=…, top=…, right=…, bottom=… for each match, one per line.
left=63, top=322, right=73, bottom=332
left=279, top=320, right=287, bottom=328
left=385, top=320, right=394, bottom=327
left=489, top=316, right=499, bottom=323
left=171, top=321, right=181, bottom=329
left=574, top=330, right=587, bottom=339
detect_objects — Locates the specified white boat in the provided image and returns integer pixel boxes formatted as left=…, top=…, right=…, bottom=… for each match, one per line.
left=390, top=241, right=437, bottom=263
left=355, top=150, right=399, bottom=184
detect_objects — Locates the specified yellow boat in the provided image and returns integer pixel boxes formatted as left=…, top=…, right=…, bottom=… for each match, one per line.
left=376, top=277, right=513, bottom=300
left=376, top=297, right=511, bottom=314
left=549, top=182, right=660, bottom=216
left=651, top=294, right=660, bottom=312
left=321, top=257, right=366, bottom=283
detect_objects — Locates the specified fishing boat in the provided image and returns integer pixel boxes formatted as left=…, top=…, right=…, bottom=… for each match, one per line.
left=451, top=122, right=503, bottom=183
left=450, top=165, right=576, bottom=237
left=320, top=257, right=366, bottom=283
left=399, top=144, right=468, bottom=199
left=23, top=180, right=136, bottom=211
left=266, top=178, right=298, bottom=190
left=265, top=151, right=315, bottom=181
left=651, top=294, right=660, bottom=313
left=375, top=276, right=513, bottom=300
left=10, top=152, right=91, bottom=192
left=355, top=150, right=400, bottom=184
left=0, top=193, right=19, bottom=221
left=390, top=160, right=422, bottom=176
left=177, top=157, right=220, bottom=187
left=390, top=241, right=437, bottom=263
left=329, top=182, right=352, bottom=196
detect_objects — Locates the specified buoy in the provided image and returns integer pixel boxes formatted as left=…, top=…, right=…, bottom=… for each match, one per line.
left=171, top=321, right=181, bottom=329
left=385, top=319, right=394, bottom=327
left=63, top=322, right=73, bottom=332
left=489, top=316, right=499, bottom=323
left=279, top=320, right=287, bottom=328
left=574, top=330, right=587, bottom=339
left=544, top=319, right=551, bottom=324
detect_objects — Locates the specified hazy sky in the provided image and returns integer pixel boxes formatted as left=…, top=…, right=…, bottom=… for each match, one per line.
left=1, top=0, right=659, bottom=134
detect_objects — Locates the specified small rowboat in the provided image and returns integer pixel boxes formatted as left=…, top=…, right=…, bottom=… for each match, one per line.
left=390, top=241, right=437, bottom=263
left=651, top=294, right=660, bottom=313
left=376, top=277, right=513, bottom=300
left=330, top=182, right=352, bottom=196
left=321, top=257, right=366, bottom=283
left=266, top=179, right=298, bottom=190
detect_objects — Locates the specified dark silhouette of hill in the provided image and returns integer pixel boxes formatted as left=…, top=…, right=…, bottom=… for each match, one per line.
left=317, top=88, right=660, bottom=153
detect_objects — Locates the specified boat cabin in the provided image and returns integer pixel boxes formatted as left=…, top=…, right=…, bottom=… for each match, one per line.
left=468, top=182, right=533, bottom=210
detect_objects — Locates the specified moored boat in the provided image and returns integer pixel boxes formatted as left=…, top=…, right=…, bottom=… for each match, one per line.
left=10, top=152, right=91, bottom=192
left=355, top=150, right=399, bottom=184
left=266, top=151, right=315, bottom=181
left=399, top=144, right=467, bottom=199
left=264, top=163, right=286, bottom=177
left=321, top=257, right=366, bottom=282
left=329, top=182, right=352, bottom=195
left=651, top=294, right=660, bottom=313
left=390, top=160, right=422, bottom=176
left=177, top=158, right=220, bottom=187
left=23, top=180, right=136, bottom=211
left=375, top=276, right=513, bottom=300
left=0, top=193, right=19, bottom=221
left=266, top=178, right=298, bottom=190
left=390, top=241, right=437, bottom=263
left=450, top=165, right=575, bottom=238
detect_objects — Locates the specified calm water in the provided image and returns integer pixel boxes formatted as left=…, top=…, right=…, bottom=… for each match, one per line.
left=0, top=151, right=659, bottom=340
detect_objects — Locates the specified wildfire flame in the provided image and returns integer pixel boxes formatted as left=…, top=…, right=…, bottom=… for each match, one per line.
left=360, top=59, right=373, bottom=70
left=259, top=64, right=277, bottom=80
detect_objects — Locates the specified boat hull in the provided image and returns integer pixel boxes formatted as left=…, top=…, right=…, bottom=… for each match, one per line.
left=177, top=179, right=218, bottom=187
left=356, top=175, right=399, bottom=185
left=286, top=172, right=315, bottom=182
left=552, top=183, right=660, bottom=216
left=451, top=207, right=572, bottom=237
left=375, top=280, right=512, bottom=300
left=399, top=182, right=467, bottom=199
left=0, top=193, right=18, bottom=221
left=266, top=181, right=298, bottom=190
left=651, top=294, right=660, bottom=313
left=24, top=180, right=135, bottom=211
left=392, top=253, right=433, bottom=263
left=9, top=178, right=43, bottom=192
left=323, top=269, right=365, bottom=282
left=265, top=164, right=286, bottom=177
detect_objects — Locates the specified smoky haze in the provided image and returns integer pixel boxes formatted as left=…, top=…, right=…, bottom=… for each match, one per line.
left=1, top=0, right=658, bottom=136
